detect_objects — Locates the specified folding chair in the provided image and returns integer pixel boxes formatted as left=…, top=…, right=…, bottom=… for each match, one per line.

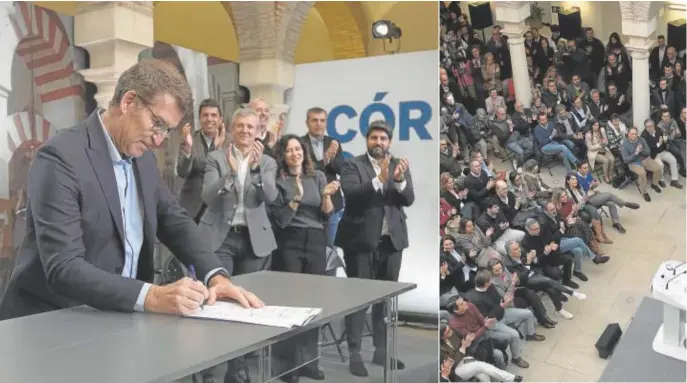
left=592, top=162, right=606, bottom=184
left=538, top=153, right=561, bottom=176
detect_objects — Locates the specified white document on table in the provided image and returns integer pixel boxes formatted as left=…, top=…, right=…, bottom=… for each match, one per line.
left=184, top=301, right=322, bottom=328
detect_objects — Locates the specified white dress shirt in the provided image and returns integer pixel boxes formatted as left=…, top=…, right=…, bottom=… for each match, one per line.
left=368, top=153, right=406, bottom=236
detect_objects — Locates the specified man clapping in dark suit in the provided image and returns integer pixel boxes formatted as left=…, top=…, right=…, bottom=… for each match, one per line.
left=177, top=98, right=226, bottom=223
left=335, top=120, right=414, bottom=377
left=0, top=60, right=262, bottom=322
left=301, top=107, right=346, bottom=244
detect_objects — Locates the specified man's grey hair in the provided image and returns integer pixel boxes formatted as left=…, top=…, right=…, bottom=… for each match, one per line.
left=644, top=118, right=655, bottom=127
left=504, top=239, right=519, bottom=257
left=590, top=89, right=600, bottom=96
left=231, top=108, right=259, bottom=126
left=556, top=104, right=567, bottom=114
left=525, top=218, right=539, bottom=230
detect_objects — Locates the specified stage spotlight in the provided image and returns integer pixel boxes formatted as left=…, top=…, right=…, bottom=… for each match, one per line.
left=372, top=20, right=402, bottom=40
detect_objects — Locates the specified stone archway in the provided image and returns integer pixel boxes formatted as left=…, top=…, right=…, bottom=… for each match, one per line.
left=314, top=1, right=369, bottom=60
left=10, top=2, right=83, bottom=127
left=0, top=109, right=54, bottom=293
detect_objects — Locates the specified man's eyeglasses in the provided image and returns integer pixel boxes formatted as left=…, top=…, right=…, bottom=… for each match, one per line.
left=138, top=96, right=175, bottom=135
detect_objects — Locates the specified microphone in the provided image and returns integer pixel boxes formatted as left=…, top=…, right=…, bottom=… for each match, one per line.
left=665, top=269, right=687, bottom=291
left=666, top=261, right=687, bottom=276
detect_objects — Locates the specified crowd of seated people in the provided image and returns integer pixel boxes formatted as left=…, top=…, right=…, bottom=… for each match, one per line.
left=440, top=4, right=685, bottom=381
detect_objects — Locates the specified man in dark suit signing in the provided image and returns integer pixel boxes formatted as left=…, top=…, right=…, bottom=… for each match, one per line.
left=177, top=98, right=226, bottom=223
left=335, top=120, right=414, bottom=377
left=301, top=107, right=346, bottom=245
left=0, top=60, right=262, bottom=322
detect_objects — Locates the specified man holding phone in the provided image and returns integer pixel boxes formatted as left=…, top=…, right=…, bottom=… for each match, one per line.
left=178, top=98, right=226, bottom=223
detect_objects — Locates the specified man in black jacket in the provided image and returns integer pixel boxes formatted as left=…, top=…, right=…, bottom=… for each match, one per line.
left=587, top=89, right=610, bottom=122
left=502, top=239, right=585, bottom=320
left=641, top=119, right=682, bottom=189
left=464, top=270, right=544, bottom=368
left=579, top=28, right=605, bottom=88
left=651, top=78, right=677, bottom=118
left=300, top=107, right=347, bottom=245
left=520, top=218, right=577, bottom=289
left=463, top=159, right=495, bottom=207
left=493, top=180, right=518, bottom=223
left=475, top=198, right=525, bottom=256
left=649, top=35, right=668, bottom=81
left=335, top=120, right=414, bottom=377
left=440, top=136, right=463, bottom=177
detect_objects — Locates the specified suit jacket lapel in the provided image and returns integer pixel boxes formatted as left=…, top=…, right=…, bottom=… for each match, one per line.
left=362, top=155, right=378, bottom=184
left=194, top=130, right=209, bottom=158
left=301, top=135, right=316, bottom=163
left=84, top=111, right=125, bottom=247
left=132, top=158, right=156, bottom=252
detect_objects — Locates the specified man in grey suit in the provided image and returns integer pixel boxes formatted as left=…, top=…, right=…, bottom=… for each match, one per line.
left=300, top=107, right=346, bottom=245
left=198, top=108, right=278, bottom=383
left=335, top=120, right=414, bottom=377
left=177, top=98, right=226, bottom=223
left=0, top=60, right=262, bottom=322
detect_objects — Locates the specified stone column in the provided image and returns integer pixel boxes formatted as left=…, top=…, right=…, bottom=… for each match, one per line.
left=505, top=32, right=532, bottom=107
left=238, top=58, right=295, bottom=107
left=618, top=2, right=657, bottom=132
left=494, top=1, right=532, bottom=107
left=74, top=2, right=154, bottom=109
left=629, top=47, right=651, bottom=131
left=228, top=1, right=312, bottom=135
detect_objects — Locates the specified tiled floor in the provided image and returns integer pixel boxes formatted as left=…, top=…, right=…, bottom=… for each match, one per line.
left=499, top=161, right=686, bottom=382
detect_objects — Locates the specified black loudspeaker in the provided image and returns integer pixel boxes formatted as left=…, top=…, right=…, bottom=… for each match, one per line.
left=469, top=1, right=493, bottom=30
left=595, top=323, right=622, bottom=359
left=558, top=8, right=582, bottom=40
left=668, top=19, right=686, bottom=52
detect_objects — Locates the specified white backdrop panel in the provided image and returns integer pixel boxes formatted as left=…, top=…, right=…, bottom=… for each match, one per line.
left=286, top=51, right=439, bottom=315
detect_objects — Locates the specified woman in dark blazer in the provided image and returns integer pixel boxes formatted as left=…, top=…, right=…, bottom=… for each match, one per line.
left=269, top=134, right=340, bottom=383
left=440, top=235, right=476, bottom=294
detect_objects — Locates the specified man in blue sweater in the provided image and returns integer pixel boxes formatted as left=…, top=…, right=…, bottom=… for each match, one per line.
left=620, top=126, right=664, bottom=202
left=533, top=113, right=579, bottom=172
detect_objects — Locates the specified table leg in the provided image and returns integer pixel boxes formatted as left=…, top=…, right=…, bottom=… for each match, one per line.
left=391, top=295, right=399, bottom=383
left=258, top=347, right=265, bottom=383
left=383, top=295, right=400, bottom=383
left=384, top=297, right=391, bottom=383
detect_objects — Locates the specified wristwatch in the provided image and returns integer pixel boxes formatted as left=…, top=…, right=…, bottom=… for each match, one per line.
left=250, top=165, right=261, bottom=174
left=208, top=268, right=231, bottom=285
left=395, top=175, right=405, bottom=183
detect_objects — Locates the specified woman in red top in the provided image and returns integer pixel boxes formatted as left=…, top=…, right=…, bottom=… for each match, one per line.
left=551, top=188, right=604, bottom=255
left=440, top=198, right=457, bottom=236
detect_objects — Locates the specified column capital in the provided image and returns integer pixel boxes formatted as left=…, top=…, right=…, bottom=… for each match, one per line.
left=75, top=2, right=154, bottom=49
left=75, top=1, right=154, bottom=110
left=626, top=36, right=654, bottom=58
left=502, top=21, right=529, bottom=44
left=505, top=34, right=525, bottom=46
left=239, top=58, right=295, bottom=106
left=618, top=1, right=654, bottom=24
left=494, top=1, right=531, bottom=25
left=76, top=1, right=153, bottom=17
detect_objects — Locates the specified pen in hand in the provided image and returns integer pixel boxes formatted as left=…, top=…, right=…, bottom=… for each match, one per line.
left=188, top=265, right=206, bottom=310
